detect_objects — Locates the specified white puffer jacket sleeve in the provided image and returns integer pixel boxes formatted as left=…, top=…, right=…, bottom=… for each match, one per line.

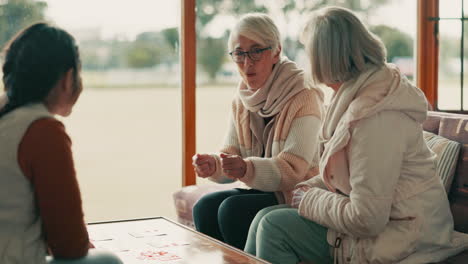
left=298, top=111, right=406, bottom=238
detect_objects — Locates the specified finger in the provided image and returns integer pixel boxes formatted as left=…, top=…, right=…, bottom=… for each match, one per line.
left=199, top=169, right=210, bottom=176
left=220, top=153, right=238, bottom=161
left=230, top=171, right=243, bottom=179
left=194, top=154, right=212, bottom=162
left=222, top=159, right=244, bottom=170
left=195, top=167, right=203, bottom=176
left=221, top=163, right=238, bottom=170
left=198, top=163, right=209, bottom=171
left=223, top=168, right=233, bottom=176
left=219, top=153, right=230, bottom=158
left=220, top=156, right=240, bottom=166
left=224, top=168, right=243, bottom=178
left=192, top=153, right=207, bottom=163
left=192, top=160, right=201, bottom=166
left=194, top=157, right=211, bottom=165
left=197, top=168, right=211, bottom=178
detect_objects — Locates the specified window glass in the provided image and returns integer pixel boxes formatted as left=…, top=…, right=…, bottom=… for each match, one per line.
left=440, top=1, right=461, bottom=18
left=464, top=2, right=468, bottom=111
left=0, top=0, right=181, bottom=221
left=464, top=20, right=468, bottom=110
left=438, top=21, right=462, bottom=110
left=195, top=0, right=417, bottom=185
left=437, top=0, right=468, bottom=112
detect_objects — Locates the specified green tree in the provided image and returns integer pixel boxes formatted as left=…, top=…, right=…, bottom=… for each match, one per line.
left=370, top=25, right=413, bottom=62
left=196, top=0, right=267, bottom=29
left=126, top=41, right=161, bottom=68
left=161, top=27, right=179, bottom=52
left=279, top=0, right=390, bottom=20
left=198, top=37, right=226, bottom=80
left=0, top=0, right=47, bottom=49
left=160, top=27, right=179, bottom=67
left=125, top=31, right=180, bottom=69
left=195, top=0, right=392, bottom=79
left=105, top=39, right=131, bottom=69
left=196, top=0, right=267, bottom=80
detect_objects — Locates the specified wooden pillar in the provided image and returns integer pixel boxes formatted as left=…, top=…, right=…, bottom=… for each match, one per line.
left=417, top=0, right=439, bottom=109
left=181, top=0, right=196, bottom=186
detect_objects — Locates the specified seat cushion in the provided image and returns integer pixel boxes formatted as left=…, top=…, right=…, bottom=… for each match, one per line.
left=423, top=131, right=461, bottom=193
left=424, top=113, right=442, bottom=134
left=435, top=114, right=468, bottom=192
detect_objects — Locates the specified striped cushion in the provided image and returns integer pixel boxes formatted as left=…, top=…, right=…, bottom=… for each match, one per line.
left=423, top=131, right=461, bottom=193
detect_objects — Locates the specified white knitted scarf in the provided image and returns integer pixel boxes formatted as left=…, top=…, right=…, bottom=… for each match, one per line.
left=238, top=57, right=307, bottom=157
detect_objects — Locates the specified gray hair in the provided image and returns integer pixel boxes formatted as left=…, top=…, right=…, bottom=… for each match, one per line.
left=300, top=6, right=386, bottom=84
left=228, top=13, right=281, bottom=57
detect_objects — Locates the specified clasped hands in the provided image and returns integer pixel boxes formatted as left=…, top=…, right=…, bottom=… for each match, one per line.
left=291, top=185, right=311, bottom=209
left=192, top=153, right=246, bottom=179
left=193, top=152, right=313, bottom=208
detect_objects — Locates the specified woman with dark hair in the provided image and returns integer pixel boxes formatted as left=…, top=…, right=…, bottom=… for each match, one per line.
left=0, top=23, right=122, bottom=264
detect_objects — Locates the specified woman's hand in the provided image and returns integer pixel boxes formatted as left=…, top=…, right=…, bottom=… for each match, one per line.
left=0, top=93, right=7, bottom=109
left=192, top=154, right=216, bottom=178
left=220, top=153, right=246, bottom=179
left=291, top=186, right=311, bottom=208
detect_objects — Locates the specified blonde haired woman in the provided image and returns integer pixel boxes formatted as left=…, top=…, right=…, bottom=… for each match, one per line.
left=245, top=6, right=468, bottom=264
left=192, top=13, right=324, bottom=249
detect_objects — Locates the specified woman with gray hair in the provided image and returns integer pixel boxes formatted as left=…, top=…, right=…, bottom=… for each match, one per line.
left=192, top=13, right=324, bottom=249
left=245, top=6, right=468, bottom=264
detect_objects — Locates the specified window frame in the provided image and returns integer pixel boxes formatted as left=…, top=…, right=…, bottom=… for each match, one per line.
left=417, top=0, right=439, bottom=110
left=181, top=0, right=196, bottom=186
left=418, top=0, right=468, bottom=113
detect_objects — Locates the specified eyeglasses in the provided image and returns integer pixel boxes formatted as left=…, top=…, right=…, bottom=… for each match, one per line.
left=229, top=46, right=272, bottom=63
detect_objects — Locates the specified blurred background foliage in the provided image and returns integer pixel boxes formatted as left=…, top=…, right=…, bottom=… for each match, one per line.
left=0, top=0, right=441, bottom=85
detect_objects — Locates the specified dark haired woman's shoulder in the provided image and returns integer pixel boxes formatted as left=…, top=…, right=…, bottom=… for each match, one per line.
left=29, top=117, right=65, bottom=131
left=23, top=118, right=70, bottom=145
left=18, top=117, right=72, bottom=182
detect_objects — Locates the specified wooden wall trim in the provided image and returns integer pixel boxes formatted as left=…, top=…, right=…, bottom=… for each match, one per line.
left=417, top=0, right=439, bottom=109
left=181, top=0, right=196, bottom=186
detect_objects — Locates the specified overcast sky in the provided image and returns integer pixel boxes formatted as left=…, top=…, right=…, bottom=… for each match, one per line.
left=45, top=0, right=180, bottom=39
left=43, top=0, right=460, bottom=41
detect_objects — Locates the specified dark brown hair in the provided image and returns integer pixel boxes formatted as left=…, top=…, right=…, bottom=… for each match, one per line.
left=0, top=22, right=80, bottom=118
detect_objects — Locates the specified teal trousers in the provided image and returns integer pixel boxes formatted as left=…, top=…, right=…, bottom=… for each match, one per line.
left=245, top=205, right=333, bottom=264
left=46, top=249, right=122, bottom=264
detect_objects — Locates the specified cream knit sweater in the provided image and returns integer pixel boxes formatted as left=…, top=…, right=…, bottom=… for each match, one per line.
left=208, top=87, right=323, bottom=204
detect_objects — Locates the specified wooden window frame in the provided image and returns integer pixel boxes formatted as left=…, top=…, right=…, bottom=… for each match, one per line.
left=181, top=0, right=196, bottom=186
left=417, top=0, right=439, bottom=109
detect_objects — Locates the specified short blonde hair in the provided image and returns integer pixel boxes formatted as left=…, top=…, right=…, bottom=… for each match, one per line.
left=301, top=6, right=386, bottom=84
left=228, top=13, right=281, bottom=57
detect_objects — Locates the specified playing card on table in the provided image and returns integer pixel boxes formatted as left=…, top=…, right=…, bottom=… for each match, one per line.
left=137, top=250, right=181, bottom=262
left=93, top=240, right=134, bottom=252
left=147, top=240, right=190, bottom=248
left=128, top=228, right=166, bottom=238
left=89, top=230, right=113, bottom=242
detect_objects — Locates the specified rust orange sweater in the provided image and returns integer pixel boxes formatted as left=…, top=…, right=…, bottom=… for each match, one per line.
left=18, top=118, right=89, bottom=258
